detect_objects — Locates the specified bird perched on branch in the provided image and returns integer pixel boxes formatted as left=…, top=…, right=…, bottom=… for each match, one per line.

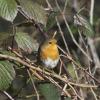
left=38, top=38, right=60, bottom=69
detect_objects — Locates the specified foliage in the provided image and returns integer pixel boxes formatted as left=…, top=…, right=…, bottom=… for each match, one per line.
left=0, top=0, right=17, bottom=22
left=15, top=32, right=37, bottom=53
left=0, top=61, right=15, bottom=90
left=0, top=0, right=100, bottom=100
left=39, top=83, right=60, bottom=100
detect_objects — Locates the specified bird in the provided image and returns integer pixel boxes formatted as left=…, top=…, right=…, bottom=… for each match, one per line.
left=38, top=38, right=60, bottom=69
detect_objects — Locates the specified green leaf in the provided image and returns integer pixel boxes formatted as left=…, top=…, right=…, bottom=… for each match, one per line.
left=67, top=64, right=76, bottom=79
left=19, top=0, right=47, bottom=25
left=0, top=61, right=15, bottom=90
left=38, top=83, right=60, bottom=100
left=74, top=15, right=94, bottom=37
left=15, top=32, right=38, bottom=53
left=0, top=0, right=18, bottom=22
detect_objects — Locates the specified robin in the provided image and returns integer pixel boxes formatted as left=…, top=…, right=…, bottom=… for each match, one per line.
left=38, top=38, right=60, bottom=69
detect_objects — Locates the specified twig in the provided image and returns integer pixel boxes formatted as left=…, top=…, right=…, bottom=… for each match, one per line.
left=78, top=29, right=88, bottom=50
left=62, top=76, right=83, bottom=100
left=59, top=57, right=72, bottom=79
left=27, top=70, right=40, bottom=100
left=52, top=31, right=57, bottom=38
left=56, top=16, right=70, bottom=54
left=45, top=0, right=53, bottom=10
left=59, top=58, right=63, bottom=75
left=90, top=0, right=94, bottom=25
left=56, top=16, right=79, bottom=80
left=63, top=0, right=68, bottom=13
left=84, top=69, right=100, bottom=86
left=90, top=88, right=98, bottom=100
left=88, top=0, right=100, bottom=76
left=55, top=0, right=92, bottom=62
left=59, top=49, right=100, bottom=84
left=18, top=6, right=48, bottom=38
left=88, top=53, right=98, bottom=100
left=3, top=91, right=14, bottom=100
left=68, top=83, right=84, bottom=100
left=0, top=53, right=97, bottom=88
left=59, top=46, right=79, bottom=81
left=30, top=68, right=44, bottom=80
left=88, top=38, right=100, bottom=75
left=63, top=15, right=92, bottom=61
left=62, top=84, right=68, bottom=95
left=44, top=75, right=71, bottom=97
left=8, top=47, right=36, bottom=65
left=88, top=0, right=100, bottom=75
left=8, top=47, right=23, bottom=58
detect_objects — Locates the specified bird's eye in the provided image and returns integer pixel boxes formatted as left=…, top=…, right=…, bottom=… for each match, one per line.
left=49, top=41, right=52, bottom=44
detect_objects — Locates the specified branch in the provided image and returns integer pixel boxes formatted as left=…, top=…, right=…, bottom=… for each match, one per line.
left=0, top=54, right=97, bottom=89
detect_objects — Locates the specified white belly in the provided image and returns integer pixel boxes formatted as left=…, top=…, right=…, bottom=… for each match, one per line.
left=42, top=57, right=59, bottom=68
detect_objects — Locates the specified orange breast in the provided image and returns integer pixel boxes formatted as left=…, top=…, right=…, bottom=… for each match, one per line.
left=40, top=44, right=59, bottom=60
